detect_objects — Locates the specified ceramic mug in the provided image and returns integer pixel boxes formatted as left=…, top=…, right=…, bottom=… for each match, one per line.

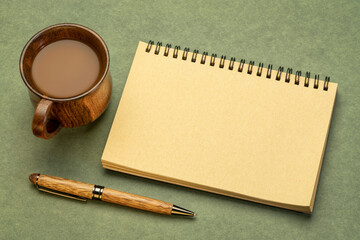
left=19, top=23, right=112, bottom=139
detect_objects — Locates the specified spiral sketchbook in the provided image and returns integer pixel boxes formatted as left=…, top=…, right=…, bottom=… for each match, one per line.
left=102, top=41, right=337, bottom=213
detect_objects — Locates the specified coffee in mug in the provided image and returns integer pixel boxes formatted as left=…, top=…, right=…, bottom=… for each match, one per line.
left=31, top=40, right=101, bottom=99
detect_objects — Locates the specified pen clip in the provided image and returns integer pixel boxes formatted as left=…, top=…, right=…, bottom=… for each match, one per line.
left=37, top=185, right=87, bottom=202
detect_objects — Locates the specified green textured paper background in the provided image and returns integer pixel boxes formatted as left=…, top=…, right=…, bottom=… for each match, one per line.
left=1, top=0, right=359, bottom=239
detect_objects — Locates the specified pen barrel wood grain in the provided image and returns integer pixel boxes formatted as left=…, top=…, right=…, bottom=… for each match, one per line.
left=38, top=174, right=94, bottom=199
left=101, top=188, right=173, bottom=215
left=36, top=174, right=173, bottom=215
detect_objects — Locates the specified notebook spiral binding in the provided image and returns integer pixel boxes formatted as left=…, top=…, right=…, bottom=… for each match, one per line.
left=145, top=41, right=330, bottom=91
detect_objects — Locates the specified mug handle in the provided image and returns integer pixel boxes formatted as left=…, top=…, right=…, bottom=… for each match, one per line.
left=32, top=99, right=62, bottom=139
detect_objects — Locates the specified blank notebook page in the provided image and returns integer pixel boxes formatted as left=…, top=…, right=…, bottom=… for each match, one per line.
left=102, top=41, right=337, bottom=213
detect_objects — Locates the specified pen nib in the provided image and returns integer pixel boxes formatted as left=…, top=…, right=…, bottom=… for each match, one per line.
left=171, top=205, right=196, bottom=217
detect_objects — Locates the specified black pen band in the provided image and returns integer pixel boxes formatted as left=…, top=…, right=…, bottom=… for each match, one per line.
left=92, top=185, right=104, bottom=200
left=35, top=173, right=40, bottom=187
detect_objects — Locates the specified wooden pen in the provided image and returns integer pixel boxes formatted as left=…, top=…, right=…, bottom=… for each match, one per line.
left=29, top=173, right=195, bottom=216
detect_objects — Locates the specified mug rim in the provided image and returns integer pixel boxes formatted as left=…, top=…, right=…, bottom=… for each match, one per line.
left=19, top=23, right=110, bottom=102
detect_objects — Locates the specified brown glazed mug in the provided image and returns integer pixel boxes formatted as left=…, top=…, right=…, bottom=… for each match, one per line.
left=19, top=23, right=112, bottom=139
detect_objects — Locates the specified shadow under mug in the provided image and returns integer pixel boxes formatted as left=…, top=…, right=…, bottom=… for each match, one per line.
left=19, top=23, right=112, bottom=139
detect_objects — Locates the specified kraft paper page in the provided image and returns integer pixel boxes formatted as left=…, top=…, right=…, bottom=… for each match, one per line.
left=102, top=41, right=337, bottom=213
